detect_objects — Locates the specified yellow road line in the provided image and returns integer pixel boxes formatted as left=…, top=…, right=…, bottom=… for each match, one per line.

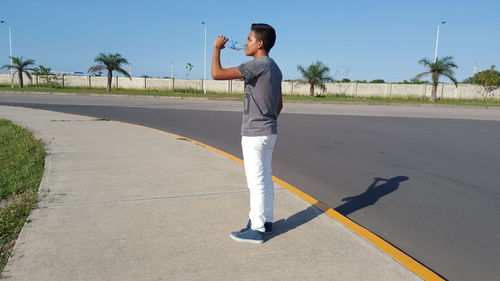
left=22, top=106, right=443, bottom=281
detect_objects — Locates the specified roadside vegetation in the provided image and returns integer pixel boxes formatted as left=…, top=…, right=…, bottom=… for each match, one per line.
left=0, top=120, right=45, bottom=274
left=1, top=84, right=500, bottom=108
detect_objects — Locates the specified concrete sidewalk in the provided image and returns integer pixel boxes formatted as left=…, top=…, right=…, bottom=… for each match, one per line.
left=0, top=105, right=421, bottom=281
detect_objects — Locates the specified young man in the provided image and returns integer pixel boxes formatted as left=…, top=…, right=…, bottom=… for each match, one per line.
left=212, top=23, right=283, bottom=243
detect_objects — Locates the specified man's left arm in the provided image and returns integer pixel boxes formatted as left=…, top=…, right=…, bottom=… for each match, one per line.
left=277, top=91, right=283, bottom=117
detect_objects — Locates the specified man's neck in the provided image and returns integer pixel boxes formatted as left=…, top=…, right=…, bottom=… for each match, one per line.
left=253, top=50, right=268, bottom=59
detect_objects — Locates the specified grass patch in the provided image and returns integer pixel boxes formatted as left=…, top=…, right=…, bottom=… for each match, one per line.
left=0, top=84, right=243, bottom=99
left=0, top=119, right=45, bottom=274
left=283, top=94, right=500, bottom=107
left=1, top=84, right=500, bottom=107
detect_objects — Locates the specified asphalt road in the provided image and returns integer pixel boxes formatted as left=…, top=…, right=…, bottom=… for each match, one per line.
left=2, top=92, right=500, bottom=281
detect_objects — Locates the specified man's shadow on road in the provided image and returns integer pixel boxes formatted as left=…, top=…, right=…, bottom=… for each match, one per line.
left=334, top=176, right=409, bottom=216
left=267, top=176, right=409, bottom=240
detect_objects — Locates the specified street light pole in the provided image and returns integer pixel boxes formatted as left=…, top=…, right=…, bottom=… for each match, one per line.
left=434, top=21, right=446, bottom=63
left=171, top=60, right=174, bottom=79
left=201, top=21, right=207, bottom=94
left=170, top=32, right=175, bottom=79
left=0, top=20, right=13, bottom=87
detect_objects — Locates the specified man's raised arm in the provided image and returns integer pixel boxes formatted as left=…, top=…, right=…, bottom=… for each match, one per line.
left=212, top=35, right=245, bottom=80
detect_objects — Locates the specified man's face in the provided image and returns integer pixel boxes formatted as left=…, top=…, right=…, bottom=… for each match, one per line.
left=245, top=31, right=260, bottom=56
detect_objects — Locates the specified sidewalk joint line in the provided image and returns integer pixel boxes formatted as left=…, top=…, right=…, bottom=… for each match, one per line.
left=39, top=189, right=255, bottom=208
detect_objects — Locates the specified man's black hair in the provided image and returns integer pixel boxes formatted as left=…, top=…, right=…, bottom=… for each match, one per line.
left=251, top=23, right=276, bottom=52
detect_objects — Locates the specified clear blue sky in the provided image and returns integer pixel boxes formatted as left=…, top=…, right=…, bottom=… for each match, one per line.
left=1, top=0, right=499, bottom=82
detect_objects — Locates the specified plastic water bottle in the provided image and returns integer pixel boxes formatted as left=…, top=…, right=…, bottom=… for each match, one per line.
left=227, top=40, right=245, bottom=51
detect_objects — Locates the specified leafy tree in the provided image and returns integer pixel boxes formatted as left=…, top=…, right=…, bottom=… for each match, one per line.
left=340, top=78, right=351, bottom=83
left=467, top=65, right=500, bottom=100
left=88, top=53, right=131, bottom=91
left=1, top=56, right=35, bottom=88
left=297, top=61, right=333, bottom=97
left=185, top=63, right=193, bottom=79
left=414, top=56, right=458, bottom=102
left=370, top=79, right=385, bottom=83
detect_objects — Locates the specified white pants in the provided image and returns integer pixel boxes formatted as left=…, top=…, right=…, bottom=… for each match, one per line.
left=241, top=134, right=277, bottom=232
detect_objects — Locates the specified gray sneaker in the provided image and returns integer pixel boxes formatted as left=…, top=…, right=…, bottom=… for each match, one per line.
left=230, top=228, right=264, bottom=244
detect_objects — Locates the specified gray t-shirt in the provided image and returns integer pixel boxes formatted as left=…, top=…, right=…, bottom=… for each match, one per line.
left=237, top=56, right=282, bottom=136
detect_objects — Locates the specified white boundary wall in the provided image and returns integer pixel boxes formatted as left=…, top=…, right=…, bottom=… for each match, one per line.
left=0, top=73, right=498, bottom=99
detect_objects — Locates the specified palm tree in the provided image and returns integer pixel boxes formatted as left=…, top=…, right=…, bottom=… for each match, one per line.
left=414, top=56, right=458, bottom=102
left=1, top=56, right=35, bottom=88
left=32, top=65, right=52, bottom=76
left=88, top=53, right=131, bottom=91
left=32, top=65, right=54, bottom=86
left=297, top=61, right=333, bottom=97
